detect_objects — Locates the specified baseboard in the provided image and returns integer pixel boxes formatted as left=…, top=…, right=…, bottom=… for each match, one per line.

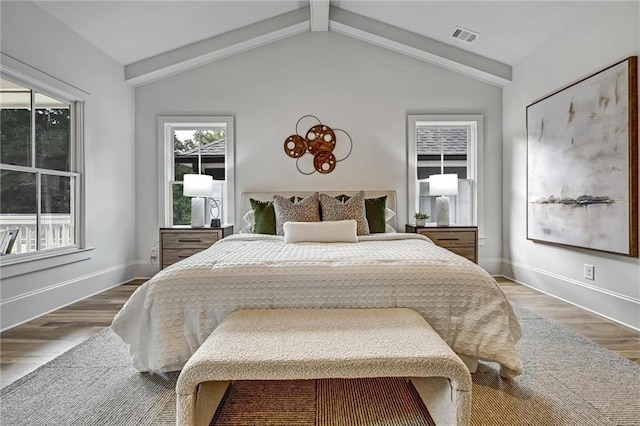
left=500, top=259, right=640, bottom=332
left=134, top=259, right=159, bottom=278
left=478, top=257, right=502, bottom=275
left=0, top=261, right=138, bottom=331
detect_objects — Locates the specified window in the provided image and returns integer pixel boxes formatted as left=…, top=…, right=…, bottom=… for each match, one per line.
left=408, top=115, right=483, bottom=228
left=0, top=77, right=80, bottom=256
left=159, top=116, right=234, bottom=227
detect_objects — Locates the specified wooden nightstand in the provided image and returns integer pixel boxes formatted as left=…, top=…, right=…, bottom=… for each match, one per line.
left=405, top=224, right=478, bottom=263
left=159, top=226, right=233, bottom=270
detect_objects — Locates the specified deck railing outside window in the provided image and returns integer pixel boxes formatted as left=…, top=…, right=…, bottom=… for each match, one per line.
left=0, top=214, right=73, bottom=254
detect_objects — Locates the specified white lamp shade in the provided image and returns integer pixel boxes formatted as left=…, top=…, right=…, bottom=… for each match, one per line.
left=429, top=174, right=459, bottom=196
left=183, top=174, right=213, bottom=197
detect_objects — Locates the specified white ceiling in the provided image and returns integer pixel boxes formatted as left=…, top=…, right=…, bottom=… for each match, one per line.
left=36, top=1, right=309, bottom=65
left=34, top=0, right=607, bottom=83
left=333, top=1, right=603, bottom=65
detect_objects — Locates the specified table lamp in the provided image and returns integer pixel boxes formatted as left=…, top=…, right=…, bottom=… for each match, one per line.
left=183, top=174, right=213, bottom=228
left=429, top=174, right=458, bottom=226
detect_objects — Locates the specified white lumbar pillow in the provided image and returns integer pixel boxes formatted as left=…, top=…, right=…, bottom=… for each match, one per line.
left=283, top=220, right=358, bottom=243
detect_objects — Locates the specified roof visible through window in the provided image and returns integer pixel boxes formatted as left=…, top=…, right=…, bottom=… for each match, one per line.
left=416, top=127, right=468, bottom=156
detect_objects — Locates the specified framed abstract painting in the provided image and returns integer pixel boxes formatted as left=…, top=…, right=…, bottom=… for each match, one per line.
left=527, top=56, right=638, bottom=257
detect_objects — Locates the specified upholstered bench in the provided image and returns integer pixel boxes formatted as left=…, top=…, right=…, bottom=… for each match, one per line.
left=176, top=308, right=472, bottom=426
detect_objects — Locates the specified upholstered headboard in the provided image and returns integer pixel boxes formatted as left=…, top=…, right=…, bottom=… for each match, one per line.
left=240, top=190, right=397, bottom=231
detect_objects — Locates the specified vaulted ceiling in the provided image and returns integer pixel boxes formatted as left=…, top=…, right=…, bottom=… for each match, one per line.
left=35, top=1, right=606, bottom=87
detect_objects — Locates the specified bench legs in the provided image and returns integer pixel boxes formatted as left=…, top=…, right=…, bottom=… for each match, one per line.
left=177, top=381, right=229, bottom=426
left=409, top=377, right=471, bottom=426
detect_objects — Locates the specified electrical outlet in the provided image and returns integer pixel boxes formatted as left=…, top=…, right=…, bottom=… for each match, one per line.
left=583, top=264, right=594, bottom=280
left=150, top=247, right=157, bottom=258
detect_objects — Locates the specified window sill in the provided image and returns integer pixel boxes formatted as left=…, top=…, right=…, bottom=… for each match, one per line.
left=0, top=247, right=94, bottom=279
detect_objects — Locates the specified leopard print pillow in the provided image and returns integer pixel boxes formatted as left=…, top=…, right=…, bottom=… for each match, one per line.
left=319, top=190, right=370, bottom=235
left=273, top=193, right=320, bottom=236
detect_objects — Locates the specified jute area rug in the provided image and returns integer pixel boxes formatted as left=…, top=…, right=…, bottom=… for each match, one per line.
left=1, top=305, right=639, bottom=425
left=211, top=377, right=434, bottom=426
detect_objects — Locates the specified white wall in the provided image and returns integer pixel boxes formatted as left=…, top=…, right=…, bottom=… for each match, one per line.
left=134, top=31, right=504, bottom=277
left=503, top=2, right=640, bottom=329
left=0, top=2, right=137, bottom=330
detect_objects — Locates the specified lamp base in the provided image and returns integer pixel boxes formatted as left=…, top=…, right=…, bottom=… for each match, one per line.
left=436, top=196, right=450, bottom=226
left=204, top=198, right=213, bottom=227
left=190, top=198, right=206, bottom=228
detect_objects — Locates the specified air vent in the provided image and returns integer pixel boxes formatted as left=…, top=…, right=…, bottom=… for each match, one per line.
left=451, top=26, right=479, bottom=43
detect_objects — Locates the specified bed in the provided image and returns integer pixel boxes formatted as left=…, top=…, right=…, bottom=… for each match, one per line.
left=112, top=191, right=523, bottom=378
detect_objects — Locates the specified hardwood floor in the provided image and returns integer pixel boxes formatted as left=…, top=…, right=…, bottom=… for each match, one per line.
left=0, top=280, right=145, bottom=389
left=1, top=277, right=638, bottom=389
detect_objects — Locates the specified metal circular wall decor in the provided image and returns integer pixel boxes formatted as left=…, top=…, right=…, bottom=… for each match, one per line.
left=283, top=115, right=353, bottom=175
left=313, top=151, right=337, bottom=174
left=284, top=134, right=307, bottom=158
left=306, top=125, right=336, bottom=155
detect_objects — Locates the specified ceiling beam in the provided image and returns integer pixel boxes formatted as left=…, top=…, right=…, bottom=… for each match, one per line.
left=124, top=5, right=512, bottom=88
left=125, top=7, right=310, bottom=86
left=310, top=0, right=329, bottom=32
left=328, top=6, right=512, bottom=87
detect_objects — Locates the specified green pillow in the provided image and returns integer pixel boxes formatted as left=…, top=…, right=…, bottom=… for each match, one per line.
left=250, top=197, right=297, bottom=235
left=364, top=196, right=387, bottom=233
left=250, top=199, right=277, bottom=235
left=333, top=194, right=387, bottom=233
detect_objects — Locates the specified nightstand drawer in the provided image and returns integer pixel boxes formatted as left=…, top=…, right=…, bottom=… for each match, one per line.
left=159, top=226, right=233, bottom=270
left=446, top=247, right=476, bottom=263
left=406, top=224, right=478, bottom=264
left=419, top=230, right=475, bottom=248
left=162, top=249, right=205, bottom=267
left=162, top=232, right=220, bottom=249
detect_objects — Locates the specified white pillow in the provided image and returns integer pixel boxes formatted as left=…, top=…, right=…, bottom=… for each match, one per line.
left=384, top=208, right=396, bottom=232
left=240, top=210, right=254, bottom=233
left=385, top=207, right=395, bottom=222
left=283, top=220, right=358, bottom=243
left=243, top=210, right=254, bottom=226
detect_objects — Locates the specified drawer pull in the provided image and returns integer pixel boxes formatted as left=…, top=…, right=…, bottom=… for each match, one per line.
left=178, top=238, right=202, bottom=243
left=438, top=238, right=460, bottom=241
left=178, top=255, right=190, bottom=259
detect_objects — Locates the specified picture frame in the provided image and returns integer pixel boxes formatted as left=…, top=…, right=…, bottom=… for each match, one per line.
left=526, top=56, right=638, bottom=257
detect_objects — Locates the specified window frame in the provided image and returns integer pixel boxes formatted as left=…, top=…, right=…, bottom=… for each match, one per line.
left=407, top=114, right=484, bottom=237
left=0, top=54, right=89, bottom=273
left=157, top=116, right=235, bottom=228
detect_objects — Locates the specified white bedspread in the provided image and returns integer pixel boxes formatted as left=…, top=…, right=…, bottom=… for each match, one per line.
left=112, top=233, right=523, bottom=376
